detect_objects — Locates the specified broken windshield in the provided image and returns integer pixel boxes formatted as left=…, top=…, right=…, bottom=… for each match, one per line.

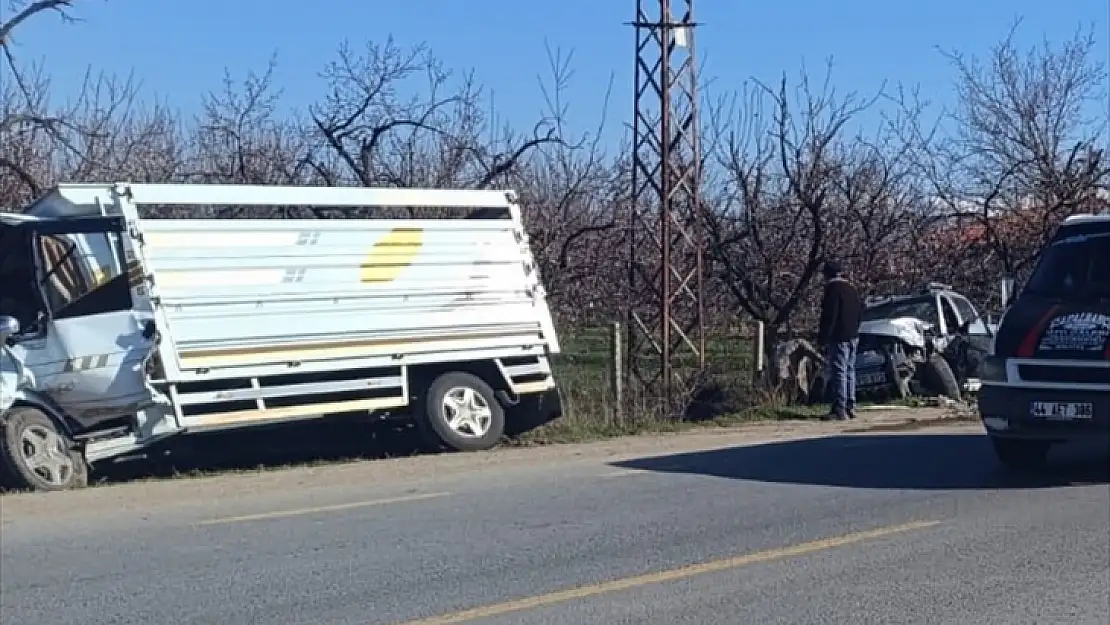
left=1026, top=232, right=1110, bottom=299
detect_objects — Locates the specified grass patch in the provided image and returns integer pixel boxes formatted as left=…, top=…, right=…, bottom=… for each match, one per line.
left=517, top=325, right=826, bottom=445
left=549, top=325, right=758, bottom=416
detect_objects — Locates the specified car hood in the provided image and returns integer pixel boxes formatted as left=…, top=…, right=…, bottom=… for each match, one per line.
left=859, top=316, right=932, bottom=348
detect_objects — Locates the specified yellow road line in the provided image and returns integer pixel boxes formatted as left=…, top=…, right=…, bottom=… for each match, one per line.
left=392, top=519, right=942, bottom=625
left=196, top=492, right=451, bottom=526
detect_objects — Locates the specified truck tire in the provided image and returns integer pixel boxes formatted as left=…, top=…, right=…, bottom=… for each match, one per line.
left=921, top=353, right=961, bottom=400
left=0, top=406, right=88, bottom=491
left=990, top=437, right=1051, bottom=471
left=415, top=372, right=505, bottom=452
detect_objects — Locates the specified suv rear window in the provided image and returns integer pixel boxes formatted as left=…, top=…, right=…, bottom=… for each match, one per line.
left=1026, top=231, right=1110, bottom=298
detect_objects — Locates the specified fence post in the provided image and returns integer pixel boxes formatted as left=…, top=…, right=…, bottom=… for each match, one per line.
left=609, top=321, right=623, bottom=414
left=752, top=321, right=765, bottom=384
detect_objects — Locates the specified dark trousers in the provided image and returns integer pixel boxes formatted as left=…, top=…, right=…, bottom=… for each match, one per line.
left=826, top=338, right=859, bottom=415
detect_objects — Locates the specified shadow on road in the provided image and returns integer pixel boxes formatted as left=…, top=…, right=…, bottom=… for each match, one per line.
left=611, top=434, right=1110, bottom=490
left=89, top=417, right=428, bottom=486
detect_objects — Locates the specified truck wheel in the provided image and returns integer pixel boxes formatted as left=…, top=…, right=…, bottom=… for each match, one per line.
left=990, top=437, right=1051, bottom=471
left=415, top=372, right=505, bottom=452
left=921, top=353, right=961, bottom=400
left=0, top=406, right=88, bottom=491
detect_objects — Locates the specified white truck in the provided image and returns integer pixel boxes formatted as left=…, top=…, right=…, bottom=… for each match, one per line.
left=0, top=183, right=564, bottom=492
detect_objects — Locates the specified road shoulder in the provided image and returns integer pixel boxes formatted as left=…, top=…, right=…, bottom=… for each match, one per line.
left=0, top=406, right=977, bottom=522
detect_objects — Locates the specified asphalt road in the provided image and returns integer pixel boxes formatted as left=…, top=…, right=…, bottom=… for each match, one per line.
left=2, top=427, right=1108, bottom=625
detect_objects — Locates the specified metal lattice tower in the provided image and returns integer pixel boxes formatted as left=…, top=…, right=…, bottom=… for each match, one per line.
left=626, top=0, right=706, bottom=415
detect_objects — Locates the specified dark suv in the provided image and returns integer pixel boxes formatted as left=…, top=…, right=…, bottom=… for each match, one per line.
left=977, top=214, right=1110, bottom=470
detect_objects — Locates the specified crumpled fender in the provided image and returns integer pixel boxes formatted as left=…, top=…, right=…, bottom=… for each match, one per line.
left=1, top=344, right=77, bottom=437
left=0, top=343, right=33, bottom=414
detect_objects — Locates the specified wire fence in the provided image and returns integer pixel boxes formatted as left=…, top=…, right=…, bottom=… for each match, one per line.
left=549, top=323, right=762, bottom=423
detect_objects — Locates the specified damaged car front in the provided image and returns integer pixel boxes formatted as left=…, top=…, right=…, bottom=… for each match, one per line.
left=855, top=296, right=942, bottom=400
left=853, top=286, right=991, bottom=401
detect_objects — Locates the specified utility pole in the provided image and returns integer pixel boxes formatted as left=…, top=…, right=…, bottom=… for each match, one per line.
left=626, top=0, right=707, bottom=416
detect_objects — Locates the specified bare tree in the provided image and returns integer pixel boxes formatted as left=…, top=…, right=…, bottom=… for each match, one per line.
left=505, top=44, right=626, bottom=320
left=53, top=70, right=182, bottom=182
left=702, top=63, right=917, bottom=335
left=1, top=1, right=83, bottom=204
left=910, top=20, right=1109, bottom=281
left=306, top=37, right=565, bottom=192
left=186, top=57, right=317, bottom=187
left=1, top=0, right=177, bottom=209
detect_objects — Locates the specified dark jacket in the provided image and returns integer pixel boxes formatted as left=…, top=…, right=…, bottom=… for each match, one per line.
left=817, top=277, right=862, bottom=345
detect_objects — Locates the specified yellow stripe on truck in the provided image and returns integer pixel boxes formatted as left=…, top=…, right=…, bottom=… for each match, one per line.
left=360, top=228, right=424, bottom=283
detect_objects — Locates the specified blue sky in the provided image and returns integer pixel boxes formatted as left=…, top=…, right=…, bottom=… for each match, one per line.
left=7, top=0, right=1109, bottom=147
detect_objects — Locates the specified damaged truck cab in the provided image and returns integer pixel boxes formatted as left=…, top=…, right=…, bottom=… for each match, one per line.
left=0, top=213, right=164, bottom=490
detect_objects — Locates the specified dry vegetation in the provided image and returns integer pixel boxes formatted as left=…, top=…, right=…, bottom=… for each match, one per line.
left=2, top=2, right=1108, bottom=440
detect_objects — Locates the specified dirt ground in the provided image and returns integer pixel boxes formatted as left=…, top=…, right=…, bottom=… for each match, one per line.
left=0, top=406, right=979, bottom=520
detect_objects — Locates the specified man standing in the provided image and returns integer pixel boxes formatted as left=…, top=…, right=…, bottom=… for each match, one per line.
left=816, top=260, right=863, bottom=421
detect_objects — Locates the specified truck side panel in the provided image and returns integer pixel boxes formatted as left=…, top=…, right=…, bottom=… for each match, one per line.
left=138, top=218, right=554, bottom=378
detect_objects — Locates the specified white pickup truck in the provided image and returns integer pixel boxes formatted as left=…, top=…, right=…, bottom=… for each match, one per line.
left=0, top=183, right=564, bottom=491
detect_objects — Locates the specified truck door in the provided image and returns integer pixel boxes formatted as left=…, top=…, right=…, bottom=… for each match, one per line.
left=30, top=216, right=156, bottom=425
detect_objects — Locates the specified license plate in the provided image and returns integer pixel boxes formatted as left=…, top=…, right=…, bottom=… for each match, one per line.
left=1029, top=401, right=1094, bottom=420
left=858, top=372, right=887, bottom=386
